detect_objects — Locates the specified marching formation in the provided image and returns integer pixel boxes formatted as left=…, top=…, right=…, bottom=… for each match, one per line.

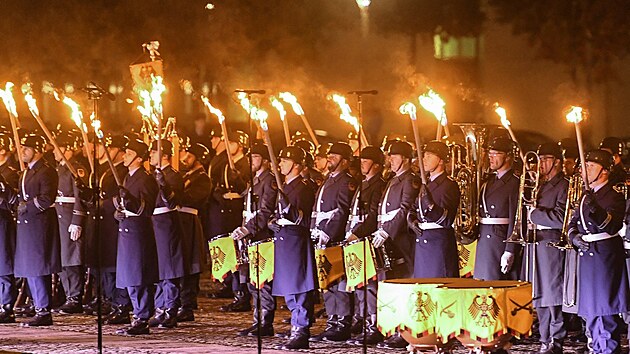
left=0, top=119, right=629, bottom=354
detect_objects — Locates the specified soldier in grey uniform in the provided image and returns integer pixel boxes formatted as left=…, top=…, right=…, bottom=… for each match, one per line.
left=309, top=142, right=356, bottom=343
left=527, top=143, right=568, bottom=354
left=0, top=133, right=18, bottom=323
left=474, top=137, right=521, bottom=280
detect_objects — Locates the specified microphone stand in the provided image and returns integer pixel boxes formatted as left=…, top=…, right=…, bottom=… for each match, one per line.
left=84, top=86, right=104, bottom=354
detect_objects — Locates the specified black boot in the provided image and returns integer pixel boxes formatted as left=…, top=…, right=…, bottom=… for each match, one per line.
left=58, top=296, right=83, bottom=315
left=324, top=315, right=351, bottom=342
left=148, top=308, right=165, bottom=327
left=309, top=315, right=337, bottom=342
left=248, top=309, right=274, bottom=337
left=347, top=314, right=383, bottom=345
left=0, top=304, right=15, bottom=323
left=176, top=307, right=195, bottom=322
left=376, top=332, right=408, bottom=349
left=207, top=284, right=233, bottom=298
left=219, top=291, right=251, bottom=312
left=105, top=305, right=131, bottom=325
left=350, top=315, right=364, bottom=335
left=21, top=307, right=53, bottom=327
left=277, top=326, right=310, bottom=350
left=116, top=317, right=150, bottom=335
left=158, top=308, right=178, bottom=329
left=15, top=301, right=35, bottom=318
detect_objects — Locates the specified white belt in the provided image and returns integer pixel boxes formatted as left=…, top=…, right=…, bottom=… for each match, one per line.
left=312, top=208, right=338, bottom=224
left=55, top=196, right=76, bottom=204
left=153, top=207, right=177, bottom=215
left=243, top=210, right=258, bottom=222
left=223, top=192, right=243, bottom=200
left=535, top=225, right=555, bottom=230
left=377, top=208, right=400, bottom=223
left=419, top=222, right=443, bottom=230
left=582, top=232, right=618, bottom=242
left=480, top=217, right=510, bottom=225
left=624, top=240, right=630, bottom=250
left=123, top=210, right=141, bottom=217
left=348, top=215, right=363, bottom=228
left=277, top=218, right=297, bottom=226
left=178, top=207, right=198, bottom=215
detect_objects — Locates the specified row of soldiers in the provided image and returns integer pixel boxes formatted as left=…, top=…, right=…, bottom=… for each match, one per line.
left=0, top=123, right=629, bottom=352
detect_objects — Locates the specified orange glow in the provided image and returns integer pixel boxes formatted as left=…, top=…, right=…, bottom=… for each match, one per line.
left=328, top=93, right=359, bottom=132
left=565, top=106, right=584, bottom=123
left=270, top=96, right=286, bottom=121
left=418, top=89, right=447, bottom=126
left=399, top=102, right=417, bottom=120
left=279, top=92, right=305, bottom=116
left=494, top=103, right=510, bottom=129
left=0, top=82, right=19, bottom=118
left=54, top=92, right=87, bottom=133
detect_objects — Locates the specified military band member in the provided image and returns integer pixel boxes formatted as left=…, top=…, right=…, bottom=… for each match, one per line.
left=568, top=149, right=628, bottom=354
left=148, top=140, right=185, bottom=329
left=0, top=134, right=18, bottom=323
left=527, top=143, right=568, bottom=354
left=177, top=142, right=211, bottom=322
left=344, top=146, right=386, bottom=346
left=87, top=135, right=131, bottom=323
left=474, top=137, right=520, bottom=280
left=15, top=134, right=60, bottom=326
left=314, top=143, right=332, bottom=176
left=373, top=141, right=420, bottom=350
left=207, top=131, right=251, bottom=312
left=113, top=138, right=159, bottom=335
left=53, top=132, right=88, bottom=315
left=232, top=142, right=278, bottom=337
left=268, top=146, right=317, bottom=350
left=599, top=137, right=628, bottom=186
left=310, top=142, right=356, bottom=343
left=407, top=140, right=460, bottom=278
left=294, top=139, right=324, bottom=191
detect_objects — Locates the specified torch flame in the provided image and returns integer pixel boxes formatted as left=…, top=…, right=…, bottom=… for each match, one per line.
left=136, top=75, right=166, bottom=126
left=399, top=102, right=417, bottom=120
left=565, top=106, right=584, bottom=123
left=418, top=89, right=447, bottom=126
left=237, top=93, right=269, bottom=131
left=90, top=112, right=104, bottom=139
left=200, top=95, right=225, bottom=124
left=356, top=0, right=371, bottom=9
left=54, top=93, right=87, bottom=133
left=494, top=103, right=510, bottom=128
left=0, top=82, right=19, bottom=118
left=279, top=92, right=305, bottom=116
left=328, top=93, right=360, bottom=133
left=270, top=96, right=286, bottom=121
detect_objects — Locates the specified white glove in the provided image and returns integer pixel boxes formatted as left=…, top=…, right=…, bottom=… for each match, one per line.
left=68, top=224, right=82, bottom=241
left=231, top=226, right=250, bottom=240
left=500, top=251, right=514, bottom=274
left=317, top=230, right=331, bottom=247
left=372, top=229, right=389, bottom=248
left=345, top=232, right=359, bottom=243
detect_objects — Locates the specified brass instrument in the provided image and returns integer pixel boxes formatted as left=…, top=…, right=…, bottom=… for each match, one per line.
left=549, top=171, right=583, bottom=250
left=613, top=181, right=629, bottom=199
left=451, top=123, right=497, bottom=244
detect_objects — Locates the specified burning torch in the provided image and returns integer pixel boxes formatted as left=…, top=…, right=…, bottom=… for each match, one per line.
left=418, top=89, right=450, bottom=141
left=270, top=96, right=291, bottom=146
left=399, top=102, right=427, bottom=185
left=0, top=82, right=25, bottom=171
left=328, top=93, right=369, bottom=147
left=566, top=106, right=589, bottom=188
left=200, top=96, right=235, bottom=171
left=279, top=92, right=319, bottom=146
left=494, top=103, right=526, bottom=164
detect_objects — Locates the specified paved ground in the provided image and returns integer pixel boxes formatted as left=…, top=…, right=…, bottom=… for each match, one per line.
left=0, top=277, right=603, bottom=353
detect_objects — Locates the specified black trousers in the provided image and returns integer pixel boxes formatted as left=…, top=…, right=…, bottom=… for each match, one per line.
left=27, top=275, right=51, bottom=309
left=285, top=290, right=315, bottom=328
left=180, top=273, right=200, bottom=310
left=127, top=285, right=154, bottom=320
left=354, top=279, right=377, bottom=317
left=323, top=282, right=351, bottom=317
left=0, top=275, right=15, bottom=305
left=60, top=265, right=84, bottom=299
left=155, top=278, right=180, bottom=309
left=536, top=305, right=566, bottom=343
left=248, top=282, right=276, bottom=325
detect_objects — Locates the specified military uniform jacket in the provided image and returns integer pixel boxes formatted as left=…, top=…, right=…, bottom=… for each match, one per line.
left=14, top=158, right=61, bottom=277
left=272, top=175, right=317, bottom=296
left=244, top=169, right=277, bottom=242
left=115, top=166, right=159, bottom=287
left=474, top=169, right=520, bottom=280
left=207, top=153, right=250, bottom=238
left=302, top=168, right=324, bottom=193
left=568, top=182, right=629, bottom=316
left=609, top=162, right=627, bottom=186
left=377, top=168, right=420, bottom=278
left=345, top=174, right=386, bottom=239
left=55, top=159, right=87, bottom=267
left=311, top=170, right=355, bottom=244
left=180, top=165, right=211, bottom=275
left=409, top=172, right=460, bottom=278
left=528, top=172, right=568, bottom=307
left=0, top=162, right=18, bottom=276
left=152, top=165, right=185, bottom=280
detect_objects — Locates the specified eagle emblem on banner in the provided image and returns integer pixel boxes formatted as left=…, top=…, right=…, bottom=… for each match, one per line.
left=468, top=295, right=500, bottom=327
left=458, top=243, right=471, bottom=270
left=409, top=291, right=436, bottom=322
left=316, top=254, right=332, bottom=283
left=210, top=246, right=226, bottom=272
left=249, top=249, right=267, bottom=272
left=345, top=253, right=362, bottom=280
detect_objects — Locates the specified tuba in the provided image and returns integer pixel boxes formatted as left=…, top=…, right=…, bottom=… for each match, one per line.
left=451, top=123, right=496, bottom=244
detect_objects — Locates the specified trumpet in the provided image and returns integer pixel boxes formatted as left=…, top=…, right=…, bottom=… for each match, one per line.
left=506, top=151, right=541, bottom=245
left=548, top=171, right=583, bottom=250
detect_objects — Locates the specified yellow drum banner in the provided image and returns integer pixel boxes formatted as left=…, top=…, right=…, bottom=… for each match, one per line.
left=208, top=237, right=238, bottom=281
left=377, top=281, right=441, bottom=338
left=505, top=283, right=534, bottom=336
left=315, top=245, right=344, bottom=290
left=458, top=241, right=477, bottom=278
left=458, top=287, right=506, bottom=341
left=343, top=240, right=377, bottom=291
left=248, top=241, right=275, bottom=289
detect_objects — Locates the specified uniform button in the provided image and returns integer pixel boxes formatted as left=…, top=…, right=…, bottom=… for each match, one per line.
left=124, top=228, right=129, bottom=233
left=487, top=235, right=491, bottom=238
left=280, top=237, right=284, bottom=241
left=58, top=215, right=62, bottom=218
left=24, top=220, right=28, bottom=224
left=17, top=221, right=20, bottom=224
left=490, top=205, right=495, bottom=209
left=578, top=221, right=581, bottom=224
left=579, top=252, right=584, bottom=256
left=423, top=239, right=428, bottom=244
left=589, top=252, right=594, bottom=256
left=100, top=216, right=104, bottom=220
left=118, top=228, right=122, bottom=232
left=220, top=209, right=224, bottom=213
left=588, top=222, right=592, bottom=226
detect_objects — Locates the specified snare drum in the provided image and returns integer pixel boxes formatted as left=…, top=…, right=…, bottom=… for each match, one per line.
left=207, top=234, right=240, bottom=281
left=247, top=238, right=275, bottom=289
left=314, top=242, right=345, bottom=289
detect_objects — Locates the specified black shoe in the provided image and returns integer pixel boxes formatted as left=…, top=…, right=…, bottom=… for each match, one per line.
left=348, top=331, right=384, bottom=346
left=219, top=291, right=251, bottom=312
left=21, top=309, right=52, bottom=327
left=15, top=304, right=35, bottom=318
left=248, top=325, right=274, bottom=337
left=275, top=330, right=291, bottom=339
left=207, top=285, right=233, bottom=299
left=0, top=304, right=15, bottom=324
left=376, top=333, right=408, bottom=349
left=106, top=308, right=131, bottom=325
left=176, top=308, right=195, bottom=322
left=323, top=316, right=351, bottom=342
left=158, top=309, right=177, bottom=329
left=238, top=324, right=258, bottom=337
left=351, top=317, right=364, bottom=335
left=58, top=297, right=83, bottom=315
left=309, top=315, right=336, bottom=342
left=116, top=318, right=149, bottom=335
left=277, top=326, right=310, bottom=350
left=148, top=308, right=165, bottom=327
